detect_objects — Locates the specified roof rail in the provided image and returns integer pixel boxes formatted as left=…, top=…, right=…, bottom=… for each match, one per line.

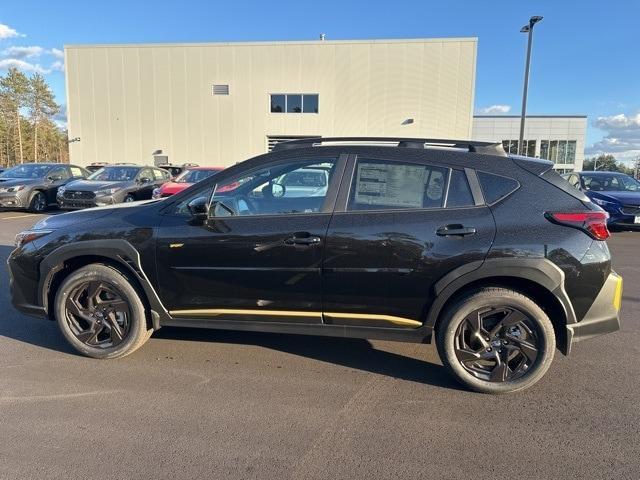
left=272, top=136, right=507, bottom=156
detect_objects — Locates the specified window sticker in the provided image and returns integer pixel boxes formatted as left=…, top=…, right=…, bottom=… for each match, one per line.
left=354, top=163, right=428, bottom=208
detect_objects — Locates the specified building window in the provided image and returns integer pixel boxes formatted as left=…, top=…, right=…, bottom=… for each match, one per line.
left=539, top=139, right=577, bottom=164
left=270, top=94, right=319, bottom=114
left=212, top=84, right=230, bottom=95
left=501, top=139, right=535, bottom=157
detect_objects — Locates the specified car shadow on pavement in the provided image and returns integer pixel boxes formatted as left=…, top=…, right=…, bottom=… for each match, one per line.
left=154, top=327, right=465, bottom=391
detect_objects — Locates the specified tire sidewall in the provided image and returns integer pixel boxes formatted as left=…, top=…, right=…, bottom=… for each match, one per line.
left=438, top=290, right=556, bottom=394
left=55, top=265, right=148, bottom=359
left=28, top=190, right=46, bottom=213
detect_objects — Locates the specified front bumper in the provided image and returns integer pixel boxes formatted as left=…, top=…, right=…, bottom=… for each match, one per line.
left=8, top=243, right=48, bottom=319
left=0, top=190, right=29, bottom=209
left=566, top=271, right=622, bottom=353
left=57, top=194, right=117, bottom=210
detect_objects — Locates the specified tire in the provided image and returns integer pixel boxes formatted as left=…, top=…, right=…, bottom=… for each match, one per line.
left=123, top=194, right=135, bottom=203
left=54, top=264, right=153, bottom=359
left=436, top=287, right=555, bottom=394
left=27, top=190, right=47, bottom=213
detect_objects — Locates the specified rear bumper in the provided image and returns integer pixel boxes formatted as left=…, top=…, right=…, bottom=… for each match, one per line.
left=565, top=271, right=622, bottom=354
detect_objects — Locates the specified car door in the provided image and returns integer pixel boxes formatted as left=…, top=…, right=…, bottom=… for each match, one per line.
left=136, top=168, right=155, bottom=199
left=322, top=154, right=496, bottom=328
left=155, top=154, right=346, bottom=323
left=43, top=166, right=71, bottom=204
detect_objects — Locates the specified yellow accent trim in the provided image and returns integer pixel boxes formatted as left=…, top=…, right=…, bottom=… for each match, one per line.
left=324, top=312, right=422, bottom=328
left=169, top=243, right=184, bottom=248
left=613, top=275, right=623, bottom=311
left=169, top=308, right=322, bottom=318
left=167, top=309, right=422, bottom=328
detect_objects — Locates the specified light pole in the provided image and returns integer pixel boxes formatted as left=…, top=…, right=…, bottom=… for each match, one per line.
left=518, top=15, right=543, bottom=156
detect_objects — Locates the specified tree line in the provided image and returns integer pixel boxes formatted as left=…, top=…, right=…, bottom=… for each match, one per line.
left=583, top=154, right=638, bottom=177
left=0, top=67, right=68, bottom=167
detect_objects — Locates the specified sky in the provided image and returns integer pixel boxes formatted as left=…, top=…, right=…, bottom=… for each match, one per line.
left=1, top=0, right=638, bottom=162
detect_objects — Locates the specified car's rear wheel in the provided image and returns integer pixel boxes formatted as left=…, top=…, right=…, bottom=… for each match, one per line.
left=436, top=287, right=555, bottom=394
left=27, top=190, right=47, bottom=213
left=54, top=264, right=152, bottom=359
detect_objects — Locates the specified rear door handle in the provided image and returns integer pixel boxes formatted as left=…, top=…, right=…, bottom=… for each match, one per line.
left=436, top=224, right=477, bottom=237
left=284, top=233, right=322, bottom=246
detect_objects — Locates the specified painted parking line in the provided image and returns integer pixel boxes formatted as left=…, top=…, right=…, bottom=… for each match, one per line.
left=0, top=214, right=38, bottom=220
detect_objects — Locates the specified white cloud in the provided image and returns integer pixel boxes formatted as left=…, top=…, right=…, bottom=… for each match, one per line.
left=2, top=45, right=43, bottom=58
left=477, top=104, right=512, bottom=114
left=0, top=23, right=23, bottom=40
left=50, top=48, right=64, bottom=59
left=49, top=60, right=64, bottom=72
left=0, top=58, right=50, bottom=74
left=586, top=112, right=640, bottom=161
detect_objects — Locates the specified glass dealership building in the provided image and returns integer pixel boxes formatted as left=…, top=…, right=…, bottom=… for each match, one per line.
left=472, top=115, right=587, bottom=173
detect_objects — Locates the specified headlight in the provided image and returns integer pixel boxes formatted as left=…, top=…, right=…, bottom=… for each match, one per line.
left=57, top=186, right=66, bottom=195
left=15, top=230, right=52, bottom=248
left=95, top=187, right=121, bottom=196
left=592, top=197, right=618, bottom=209
left=152, top=188, right=161, bottom=199
left=0, top=185, right=26, bottom=193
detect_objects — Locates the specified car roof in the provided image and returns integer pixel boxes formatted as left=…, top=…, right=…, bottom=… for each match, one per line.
left=189, top=166, right=223, bottom=171
left=579, top=171, right=628, bottom=176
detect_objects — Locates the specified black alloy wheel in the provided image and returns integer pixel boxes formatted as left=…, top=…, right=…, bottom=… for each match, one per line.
left=64, top=280, right=131, bottom=348
left=454, top=307, right=540, bottom=382
left=30, top=191, right=47, bottom=212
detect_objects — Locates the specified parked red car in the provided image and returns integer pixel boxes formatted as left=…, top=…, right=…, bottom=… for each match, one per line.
left=152, top=166, right=223, bottom=198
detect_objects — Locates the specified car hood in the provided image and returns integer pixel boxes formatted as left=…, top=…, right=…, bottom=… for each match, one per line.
left=587, top=191, right=640, bottom=205
left=64, top=179, right=133, bottom=191
left=160, top=181, right=192, bottom=195
left=0, top=177, right=42, bottom=187
left=32, top=199, right=159, bottom=230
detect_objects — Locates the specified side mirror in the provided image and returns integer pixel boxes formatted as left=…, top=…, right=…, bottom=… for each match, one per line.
left=139, top=177, right=152, bottom=183
left=187, top=196, right=209, bottom=221
left=48, top=174, right=63, bottom=182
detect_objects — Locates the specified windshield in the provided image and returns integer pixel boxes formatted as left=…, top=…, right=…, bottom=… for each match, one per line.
left=175, top=168, right=220, bottom=184
left=582, top=174, right=640, bottom=192
left=0, top=164, right=52, bottom=179
left=88, top=167, right=140, bottom=182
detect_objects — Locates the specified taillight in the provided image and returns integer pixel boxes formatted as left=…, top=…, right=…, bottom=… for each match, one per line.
left=545, top=211, right=610, bottom=240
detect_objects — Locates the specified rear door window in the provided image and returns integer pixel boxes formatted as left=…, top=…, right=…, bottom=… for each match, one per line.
left=446, top=169, right=475, bottom=207
left=348, top=159, right=447, bottom=211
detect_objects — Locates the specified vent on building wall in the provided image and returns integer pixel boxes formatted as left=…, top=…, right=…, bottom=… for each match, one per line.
left=212, top=84, right=230, bottom=95
left=267, top=135, right=321, bottom=152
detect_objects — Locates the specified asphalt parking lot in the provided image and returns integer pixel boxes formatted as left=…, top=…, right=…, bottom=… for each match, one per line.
left=0, top=211, right=638, bottom=480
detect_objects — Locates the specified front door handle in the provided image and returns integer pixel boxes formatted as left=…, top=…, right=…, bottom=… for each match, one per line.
left=284, top=233, right=322, bottom=246
left=436, top=224, right=477, bottom=237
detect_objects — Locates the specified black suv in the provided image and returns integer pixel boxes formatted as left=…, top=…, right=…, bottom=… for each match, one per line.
left=8, top=138, right=622, bottom=393
left=57, top=165, right=171, bottom=209
left=0, top=162, right=88, bottom=212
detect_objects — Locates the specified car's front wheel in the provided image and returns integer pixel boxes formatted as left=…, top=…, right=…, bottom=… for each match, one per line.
left=436, top=287, right=555, bottom=394
left=54, top=264, right=152, bottom=359
left=27, top=190, right=47, bottom=213
left=124, top=194, right=136, bottom=203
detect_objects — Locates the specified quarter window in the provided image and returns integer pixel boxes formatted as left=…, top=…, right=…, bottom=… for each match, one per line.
left=270, top=94, right=319, bottom=114
left=477, top=172, right=520, bottom=204
left=348, top=159, right=447, bottom=211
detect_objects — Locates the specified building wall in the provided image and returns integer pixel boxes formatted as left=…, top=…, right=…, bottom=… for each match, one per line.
left=65, top=38, right=477, bottom=167
left=472, top=115, right=587, bottom=172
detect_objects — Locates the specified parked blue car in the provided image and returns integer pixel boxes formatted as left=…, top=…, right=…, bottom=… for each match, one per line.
left=562, top=171, right=640, bottom=228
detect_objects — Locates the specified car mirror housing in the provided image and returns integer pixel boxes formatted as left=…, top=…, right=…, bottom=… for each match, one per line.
left=139, top=177, right=152, bottom=183
left=48, top=174, right=63, bottom=182
left=187, top=196, right=209, bottom=221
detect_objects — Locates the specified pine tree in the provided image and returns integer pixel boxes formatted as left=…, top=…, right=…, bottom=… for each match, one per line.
left=27, top=73, right=59, bottom=161
left=0, top=68, right=30, bottom=163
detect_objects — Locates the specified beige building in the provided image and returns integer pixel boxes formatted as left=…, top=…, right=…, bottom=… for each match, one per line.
left=64, top=37, right=477, bottom=167
left=472, top=115, right=587, bottom=173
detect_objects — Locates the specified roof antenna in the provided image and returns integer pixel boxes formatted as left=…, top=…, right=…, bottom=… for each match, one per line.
left=319, top=33, right=326, bottom=41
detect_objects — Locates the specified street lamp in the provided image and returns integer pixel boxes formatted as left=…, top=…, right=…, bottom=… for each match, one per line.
left=518, top=15, right=543, bottom=156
